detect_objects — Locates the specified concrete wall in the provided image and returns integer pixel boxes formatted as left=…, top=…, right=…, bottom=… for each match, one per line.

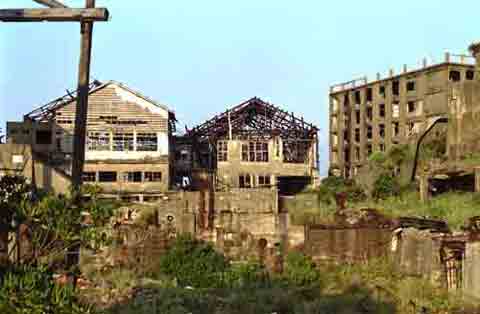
left=463, top=241, right=480, bottom=299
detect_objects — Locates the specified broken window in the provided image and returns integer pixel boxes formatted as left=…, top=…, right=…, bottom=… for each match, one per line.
left=124, top=171, right=142, bottom=183
left=449, top=70, right=461, bottom=82
left=392, top=81, right=400, bottom=96
left=354, top=90, right=361, bottom=104
left=354, top=128, right=360, bottom=142
left=344, top=148, right=350, bottom=163
left=366, top=107, right=373, bottom=120
left=392, top=102, right=400, bottom=118
left=408, top=101, right=416, bottom=114
left=355, top=111, right=360, bottom=124
left=379, top=85, right=385, bottom=97
left=283, top=140, right=309, bottom=163
left=366, top=88, right=373, bottom=102
left=379, top=124, right=385, bottom=138
left=82, top=172, right=96, bottom=182
left=217, top=140, right=228, bottom=162
left=406, top=81, right=416, bottom=92
left=113, top=132, right=134, bottom=151
left=87, top=131, right=110, bottom=151
left=99, top=171, right=117, bottom=182
left=137, top=133, right=158, bottom=151
left=466, top=70, right=475, bottom=80
left=343, top=93, right=350, bottom=107
left=393, top=122, right=400, bottom=137
left=379, top=143, right=385, bottom=152
left=379, top=104, right=385, bottom=118
left=36, top=130, right=52, bottom=145
left=239, top=174, right=252, bottom=188
left=367, top=126, right=373, bottom=139
left=258, top=175, right=271, bottom=187
left=145, top=172, right=162, bottom=182
left=242, top=141, right=268, bottom=162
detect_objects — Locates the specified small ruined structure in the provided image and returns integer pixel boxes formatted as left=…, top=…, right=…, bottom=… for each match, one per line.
left=176, top=97, right=319, bottom=194
left=2, top=80, right=176, bottom=200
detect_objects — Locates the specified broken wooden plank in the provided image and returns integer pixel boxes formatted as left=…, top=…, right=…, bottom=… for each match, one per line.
left=0, top=8, right=109, bottom=22
left=33, top=0, right=69, bottom=9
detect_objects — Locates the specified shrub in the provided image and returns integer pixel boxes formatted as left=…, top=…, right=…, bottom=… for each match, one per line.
left=282, top=252, right=321, bottom=287
left=373, top=174, right=400, bottom=200
left=156, top=234, right=228, bottom=288
left=0, top=265, right=94, bottom=314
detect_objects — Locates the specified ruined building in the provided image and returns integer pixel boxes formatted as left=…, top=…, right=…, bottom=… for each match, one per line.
left=329, top=50, right=477, bottom=178
left=175, top=97, right=319, bottom=194
left=1, top=80, right=176, bottom=201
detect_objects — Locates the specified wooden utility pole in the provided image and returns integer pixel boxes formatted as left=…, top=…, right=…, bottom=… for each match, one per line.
left=71, top=0, right=95, bottom=191
left=0, top=1, right=109, bottom=194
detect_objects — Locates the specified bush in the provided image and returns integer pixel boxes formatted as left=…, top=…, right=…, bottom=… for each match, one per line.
left=156, top=234, right=228, bottom=288
left=373, top=174, right=400, bottom=200
left=282, top=252, right=321, bottom=287
left=0, top=265, right=94, bottom=314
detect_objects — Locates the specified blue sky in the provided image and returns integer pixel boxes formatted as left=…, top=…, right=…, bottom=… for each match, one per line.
left=1, top=0, right=479, bottom=175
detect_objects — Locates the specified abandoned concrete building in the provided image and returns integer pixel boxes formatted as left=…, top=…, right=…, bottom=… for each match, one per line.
left=174, top=97, right=319, bottom=194
left=1, top=80, right=176, bottom=201
left=329, top=47, right=479, bottom=179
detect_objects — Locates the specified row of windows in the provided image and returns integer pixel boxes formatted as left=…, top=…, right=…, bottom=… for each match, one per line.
left=83, top=171, right=162, bottom=183
left=239, top=174, right=272, bottom=188
left=87, top=132, right=158, bottom=152
left=217, top=141, right=270, bottom=163
left=336, top=70, right=474, bottom=108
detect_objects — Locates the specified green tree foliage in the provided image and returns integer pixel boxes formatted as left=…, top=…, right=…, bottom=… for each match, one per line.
left=157, top=234, right=228, bottom=288
left=0, top=265, right=94, bottom=314
left=318, top=176, right=366, bottom=205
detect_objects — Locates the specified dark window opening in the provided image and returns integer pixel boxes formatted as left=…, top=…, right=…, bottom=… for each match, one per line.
left=125, top=171, right=142, bottom=182
left=367, top=126, right=373, bottom=139
left=239, top=174, right=252, bottom=188
left=145, top=172, right=162, bottom=182
left=36, top=130, right=52, bottom=145
left=344, top=93, right=350, bottom=107
left=449, top=70, right=461, bottom=82
left=82, top=172, right=96, bottom=182
left=99, top=171, right=117, bottom=182
left=379, top=143, right=385, bottom=152
left=393, top=122, right=400, bottom=137
left=355, top=147, right=360, bottom=161
left=258, top=175, right=271, bottom=187
left=344, top=149, right=350, bottom=163
left=392, top=81, right=400, bottom=96
left=354, top=90, right=361, bottom=104
left=466, top=70, right=475, bottom=80
left=379, top=104, right=385, bottom=118
left=406, top=81, right=416, bottom=91
left=355, top=111, right=361, bottom=124
left=137, top=133, right=158, bottom=151
left=354, top=128, right=360, bottom=142
left=367, top=144, right=373, bottom=156
left=379, top=124, right=385, bottom=138
left=408, top=101, right=416, bottom=113
left=366, top=107, right=373, bottom=120
left=366, top=88, right=373, bottom=102
left=379, top=85, right=385, bottom=96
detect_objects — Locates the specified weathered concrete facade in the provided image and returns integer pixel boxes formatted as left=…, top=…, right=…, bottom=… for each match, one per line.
left=329, top=52, right=476, bottom=178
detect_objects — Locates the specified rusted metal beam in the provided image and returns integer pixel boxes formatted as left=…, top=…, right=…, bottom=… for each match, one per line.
left=33, top=0, right=68, bottom=9
left=0, top=8, right=109, bottom=22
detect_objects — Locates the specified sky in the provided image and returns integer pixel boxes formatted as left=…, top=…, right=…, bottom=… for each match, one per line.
left=1, top=0, right=479, bottom=175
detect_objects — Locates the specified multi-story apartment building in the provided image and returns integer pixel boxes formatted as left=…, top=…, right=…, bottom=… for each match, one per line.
left=329, top=52, right=476, bottom=178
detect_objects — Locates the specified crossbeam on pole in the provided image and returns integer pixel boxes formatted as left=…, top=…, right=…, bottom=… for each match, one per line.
left=33, top=0, right=68, bottom=9
left=0, top=8, right=109, bottom=22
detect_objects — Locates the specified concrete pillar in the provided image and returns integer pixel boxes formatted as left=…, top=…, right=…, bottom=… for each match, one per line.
left=463, top=241, right=480, bottom=299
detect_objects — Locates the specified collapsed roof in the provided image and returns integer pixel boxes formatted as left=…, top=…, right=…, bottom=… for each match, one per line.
left=187, top=97, right=318, bottom=140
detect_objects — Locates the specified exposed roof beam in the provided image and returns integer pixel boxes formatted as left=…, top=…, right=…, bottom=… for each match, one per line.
left=33, top=0, right=68, bottom=8
left=0, top=8, right=109, bottom=22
